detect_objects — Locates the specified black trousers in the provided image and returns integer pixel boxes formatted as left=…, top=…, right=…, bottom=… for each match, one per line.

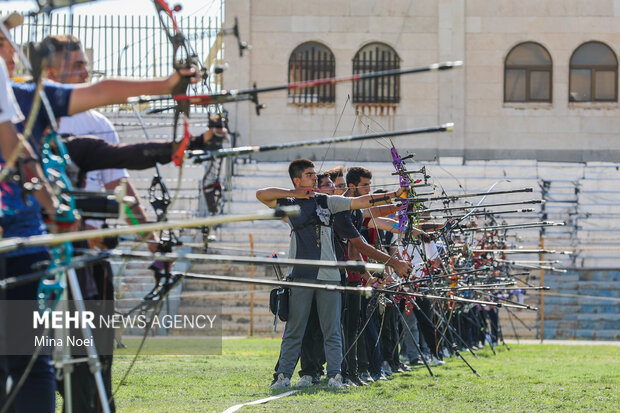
left=412, top=297, right=440, bottom=358
left=341, top=281, right=361, bottom=378
left=379, top=304, right=400, bottom=368
left=485, top=307, right=499, bottom=343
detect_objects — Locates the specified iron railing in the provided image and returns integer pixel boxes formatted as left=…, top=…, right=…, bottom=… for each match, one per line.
left=7, top=11, right=222, bottom=113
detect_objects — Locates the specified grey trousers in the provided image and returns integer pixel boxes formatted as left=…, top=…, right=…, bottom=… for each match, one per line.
left=400, top=309, right=429, bottom=359
left=276, top=279, right=342, bottom=378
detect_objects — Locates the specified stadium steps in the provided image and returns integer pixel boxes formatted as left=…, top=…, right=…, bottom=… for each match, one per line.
left=103, top=121, right=620, bottom=340
left=175, top=260, right=285, bottom=336
left=542, top=270, right=620, bottom=340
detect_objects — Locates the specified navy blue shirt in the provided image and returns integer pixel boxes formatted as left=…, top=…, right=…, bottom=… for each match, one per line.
left=1, top=82, right=73, bottom=255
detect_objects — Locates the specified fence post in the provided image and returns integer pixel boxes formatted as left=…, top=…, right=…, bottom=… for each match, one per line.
left=540, top=236, right=545, bottom=343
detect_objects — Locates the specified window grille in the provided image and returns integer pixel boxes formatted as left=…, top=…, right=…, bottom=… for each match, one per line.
left=352, top=42, right=400, bottom=104
left=288, top=41, right=335, bottom=105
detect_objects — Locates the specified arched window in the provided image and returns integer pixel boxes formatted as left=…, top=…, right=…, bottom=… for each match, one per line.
left=352, top=43, right=400, bottom=104
left=288, top=42, right=335, bottom=105
left=504, top=42, right=552, bottom=102
left=569, top=41, right=618, bottom=102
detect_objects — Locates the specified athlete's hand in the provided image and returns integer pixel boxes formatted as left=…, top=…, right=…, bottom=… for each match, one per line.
left=391, top=259, right=412, bottom=278
left=290, top=188, right=316, bottom=199
left=167, top=64, right=203, bottom=93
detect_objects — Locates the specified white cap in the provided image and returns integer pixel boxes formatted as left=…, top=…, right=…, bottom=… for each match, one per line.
left=1, top=13, right=24, bottom=30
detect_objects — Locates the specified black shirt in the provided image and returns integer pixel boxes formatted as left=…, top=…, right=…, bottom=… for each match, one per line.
left=333, top=208, right=363, bottom=261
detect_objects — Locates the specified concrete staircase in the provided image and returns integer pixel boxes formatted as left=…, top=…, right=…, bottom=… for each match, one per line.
left=174, top=259, right=285, bottom=336
left=541, top=270, right=620, bottom=340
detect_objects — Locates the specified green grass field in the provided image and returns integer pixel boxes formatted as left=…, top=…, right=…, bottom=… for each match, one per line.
left=100, top=338, right=620, bottom=412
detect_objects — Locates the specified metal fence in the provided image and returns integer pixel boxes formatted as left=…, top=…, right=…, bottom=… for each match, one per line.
left=7, top=10, right=223, bottom=113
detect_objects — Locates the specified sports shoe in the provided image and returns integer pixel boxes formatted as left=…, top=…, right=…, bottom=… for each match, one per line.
left=399, top=362, right=412, bottom=372
left=382, top=361, right=393, bottom=376
left=432, top=356, right=446, bottom=366
left=328, top=373, right=346, bottom=389
left=343, top=377, right=357, bottom=387
left=271, top=373, right=291, bottom=388
left=372, top=372, right=389, bottom=381
left=409, top=358, right=424, bottom=366
left=360, top=371, right=375, bottom=383
left=295, top=375, right=314, bottom=388
left=350, top=375, right=368, bottom=386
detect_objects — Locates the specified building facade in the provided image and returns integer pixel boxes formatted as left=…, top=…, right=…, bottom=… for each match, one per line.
left=223, top=0, right=620, bottom=163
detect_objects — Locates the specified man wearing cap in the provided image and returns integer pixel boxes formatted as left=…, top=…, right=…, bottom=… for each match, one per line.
left=0, top=36, right=59, bottom=412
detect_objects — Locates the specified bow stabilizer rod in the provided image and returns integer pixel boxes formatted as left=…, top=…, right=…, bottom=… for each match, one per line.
left=189, top=123, right=454, bottom=162
left=411, top=199, right=544, bottom=214
left=0, top=206, right=299, bottom=253
left=403, top=187, right=534, bottom=203
left=101, top=250, right=385, bottom=273
left=128, top=61, right=464, bottom=111
left=472, top=249, right=573, bottom=255
left=182, top=273, right=373, bottom=296
left=447, top=221, right=565, bottom=233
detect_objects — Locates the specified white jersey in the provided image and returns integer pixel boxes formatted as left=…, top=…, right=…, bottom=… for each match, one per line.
left=58, top=110, right=129, bottom=228
left=0, top=59, right=23, bottom=124
left=399, top=241, right=439, bottom=278
left=0, top=59, right=24, bottom=217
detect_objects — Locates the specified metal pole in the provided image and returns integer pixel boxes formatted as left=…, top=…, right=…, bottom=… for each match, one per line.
left=540, top=236, right=545, bottom=343
left=66, top=269, right=111, bottom=413
left=249, top=234, right=254, bottom=337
